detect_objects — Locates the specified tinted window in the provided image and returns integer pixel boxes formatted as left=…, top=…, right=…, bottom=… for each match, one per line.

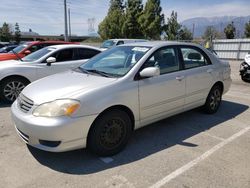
left=181, top=47, right=210, bottom=69
left=117, top=41, right=124, bottom=45
left=52, top=49, right=74, bottom=62
left=77, top=48, right=100, bottom=59
left=143, top=47, right=179, bottom=75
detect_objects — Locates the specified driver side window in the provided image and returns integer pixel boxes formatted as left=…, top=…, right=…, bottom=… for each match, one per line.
left=51, top=49, right=74, bottom=62
left=143, top=47, right=179, bottom=75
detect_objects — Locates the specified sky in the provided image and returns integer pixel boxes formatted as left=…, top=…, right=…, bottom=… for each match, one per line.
left=0, top=0, right=250, bottom=36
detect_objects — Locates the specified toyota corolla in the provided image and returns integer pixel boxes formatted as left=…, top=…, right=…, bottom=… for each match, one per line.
left=11, top=41, right=231, bottom=156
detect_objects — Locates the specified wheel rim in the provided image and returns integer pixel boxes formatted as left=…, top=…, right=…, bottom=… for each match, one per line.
left=209, top=88, right=221, bottom=110
left=3, top=81, right=26, bottom=101
left=99, top=118, right=126, bottom=150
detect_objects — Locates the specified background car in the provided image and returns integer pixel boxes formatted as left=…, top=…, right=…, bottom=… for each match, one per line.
left=0, top=45, right=18, bottom=53
left=239, top=52, right=250, bottom=82
left=0, top=44, right=101, bottom=103
left=11, top=42, right=232, bottom=156
left=0, top=41, right=78, bottom=61
left=100, top=39, right=148, bottom=49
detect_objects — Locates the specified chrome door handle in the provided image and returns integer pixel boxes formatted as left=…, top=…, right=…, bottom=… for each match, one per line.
left=176, top=76, right=185, bottom=81
left=207, top=69, right=213, bottom=73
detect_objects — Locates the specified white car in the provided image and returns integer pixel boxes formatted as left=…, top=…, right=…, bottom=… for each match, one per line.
left=100, top=39, right=148, bottom=49
left=0, top=44, right=101, bottom=103
left=11, top=41, right=231, bottom=156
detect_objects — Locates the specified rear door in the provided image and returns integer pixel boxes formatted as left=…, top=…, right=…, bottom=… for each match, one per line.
left=138, top=46, right=185, bottom=125
left=179, top=46, right=215, bottom=110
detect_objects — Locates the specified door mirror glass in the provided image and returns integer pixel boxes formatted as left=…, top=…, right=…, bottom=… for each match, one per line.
left=46, top=57, right=56, bottom=66
left=140, top=67, right=160, bottom=78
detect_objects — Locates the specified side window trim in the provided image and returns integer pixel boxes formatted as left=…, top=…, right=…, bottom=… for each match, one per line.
left=178, top=45, right=212, bottom=70
left=135, top=45, right=180, bottom=80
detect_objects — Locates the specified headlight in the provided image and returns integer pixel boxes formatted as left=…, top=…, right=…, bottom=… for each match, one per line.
left=33, top=99, right=80, bottom=117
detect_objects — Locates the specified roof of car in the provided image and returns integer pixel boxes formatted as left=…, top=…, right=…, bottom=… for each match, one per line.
left=122, top=41, right=202, bottom=48
left=46, top=44, right=101, bottom=51
left=24, top=41, right=78, bottom=45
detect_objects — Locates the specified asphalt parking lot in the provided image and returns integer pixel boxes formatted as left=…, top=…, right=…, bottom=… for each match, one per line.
left=0, top=60, right=250, bottom=188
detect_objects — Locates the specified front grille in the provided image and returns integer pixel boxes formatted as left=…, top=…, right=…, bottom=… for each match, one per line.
left=17, top=94, right=34, bottom=113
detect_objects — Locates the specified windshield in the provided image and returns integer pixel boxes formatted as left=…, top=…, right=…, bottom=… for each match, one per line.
left=10, top=44, right=28, bottom=54
left=100, top=40, right=115, bottom=48
left=80, top=46, right=151, bottom=77
left=22, top=47, right=56, bottom=62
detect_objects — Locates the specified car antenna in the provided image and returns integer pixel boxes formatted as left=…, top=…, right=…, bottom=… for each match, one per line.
left=11, top=49, right=23, bottom=61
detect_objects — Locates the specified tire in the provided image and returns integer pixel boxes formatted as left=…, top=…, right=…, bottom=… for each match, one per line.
left=0, top=77, right=29, bottom=103
left=87, top=109, right=132, bottom=156
left=204, top=85, right=222, bottom=114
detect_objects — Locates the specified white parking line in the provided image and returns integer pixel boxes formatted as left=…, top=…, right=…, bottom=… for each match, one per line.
left=99, top=157, right=114, bottom=164
left=150, top=126, right=250, bottom=188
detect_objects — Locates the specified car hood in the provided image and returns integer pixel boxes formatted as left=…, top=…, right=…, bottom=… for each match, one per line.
left=21, top=70, right=118, bottom=104
left=0, top=53, right=18, bottom=61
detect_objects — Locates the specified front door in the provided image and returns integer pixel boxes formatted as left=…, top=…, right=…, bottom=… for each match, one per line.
left=138, top=46, right=185, bottom=125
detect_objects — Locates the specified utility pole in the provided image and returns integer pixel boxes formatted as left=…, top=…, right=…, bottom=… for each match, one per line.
left=64, top=0, right=68, bottom=41
left=68, top=8, right=71, bottom=41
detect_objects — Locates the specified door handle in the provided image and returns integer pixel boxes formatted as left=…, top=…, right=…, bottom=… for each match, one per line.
left=176, top=76, right=185, bottom=81
left=207, top=69, right=213, bottom=73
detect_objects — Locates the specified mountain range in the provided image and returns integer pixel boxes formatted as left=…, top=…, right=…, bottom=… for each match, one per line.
left=181, top=15, right=250, bottom=38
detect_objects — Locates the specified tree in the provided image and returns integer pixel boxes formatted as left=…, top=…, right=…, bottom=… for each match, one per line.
left=224, top=21, right=236, bottom=39
left=165, top=11, right=181, bottom=40
left=98, top=0, right=125, bottom=39
left=245, top=20, right=250, bottom=38
left=122, top=0, right=144, bottom=38
left=14, top=23, right=21, bottom=43
left=0, top=22, right=12, bottom=42
left=138, top=0, right=164, bottom=40
left=203, top=26, right=220, bottom=41
left=178, top=26, right=193, bottom=41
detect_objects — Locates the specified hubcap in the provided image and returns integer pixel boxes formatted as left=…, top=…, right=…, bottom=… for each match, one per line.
left=100, top=118, right=126, bottom=150
left=3, top=81, right=26, bottom=101
left=209, top=89, right=221, bottom=110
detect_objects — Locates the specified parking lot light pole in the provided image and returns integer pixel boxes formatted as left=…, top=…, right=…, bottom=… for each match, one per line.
left=64, top=0, right=69, bottom=41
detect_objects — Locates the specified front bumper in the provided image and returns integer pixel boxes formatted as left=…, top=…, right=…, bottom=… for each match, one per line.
left=11, top=100, right=98, bottom=152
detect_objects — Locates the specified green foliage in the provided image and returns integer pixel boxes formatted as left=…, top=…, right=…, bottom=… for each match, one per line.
left=178, top=26, right=193, bottom=41
left=98, top=0, right=125, bottom=39
left=14, top=23, right=21, bottom=43
left=122, top=0, right=144, bottom=38
left=165, top=11, right=181, bottom=40
left=109, top=0, right=124, bottom=11
left=224, top=22, right=236, bottom=39
left=0, top=22, right=12, bottom=42
left=202, top=26, right=220, bottom=41
left=138, top=0, right=164, bottom=40
left=245, top=20, right=250, bottom=38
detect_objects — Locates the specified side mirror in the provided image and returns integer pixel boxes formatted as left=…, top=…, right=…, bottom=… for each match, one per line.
left=24, top=50, right=31, bottom=55
left=46, top=57, right=56, bottom=66
left=139, top=67, right=160, bottom=78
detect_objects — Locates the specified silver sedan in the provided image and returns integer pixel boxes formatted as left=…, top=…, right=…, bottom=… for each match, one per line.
left=11, top=41, right=232, bottom=156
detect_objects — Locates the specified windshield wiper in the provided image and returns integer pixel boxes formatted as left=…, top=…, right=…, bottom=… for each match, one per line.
left=85, top=69, right=116, bottom=77
left=11, top=49, right=23, bottom=61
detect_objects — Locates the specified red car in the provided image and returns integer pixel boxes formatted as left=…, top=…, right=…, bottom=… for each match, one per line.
left=0, top=41, right=78, bottom=61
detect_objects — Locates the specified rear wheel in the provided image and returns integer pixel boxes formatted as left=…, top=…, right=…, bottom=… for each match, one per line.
left=204, top=85, right=222, bottom=114
left=0, top=78, right=29, bottom=103
left=87, top=110, right=132, bottom=156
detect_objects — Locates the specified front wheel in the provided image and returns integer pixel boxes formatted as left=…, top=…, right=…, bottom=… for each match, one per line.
left=87, top=110, right=132, bottom=156
left=0, top=78, right=29, bottom=103
left=204, top=85, right=222, bottom=114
